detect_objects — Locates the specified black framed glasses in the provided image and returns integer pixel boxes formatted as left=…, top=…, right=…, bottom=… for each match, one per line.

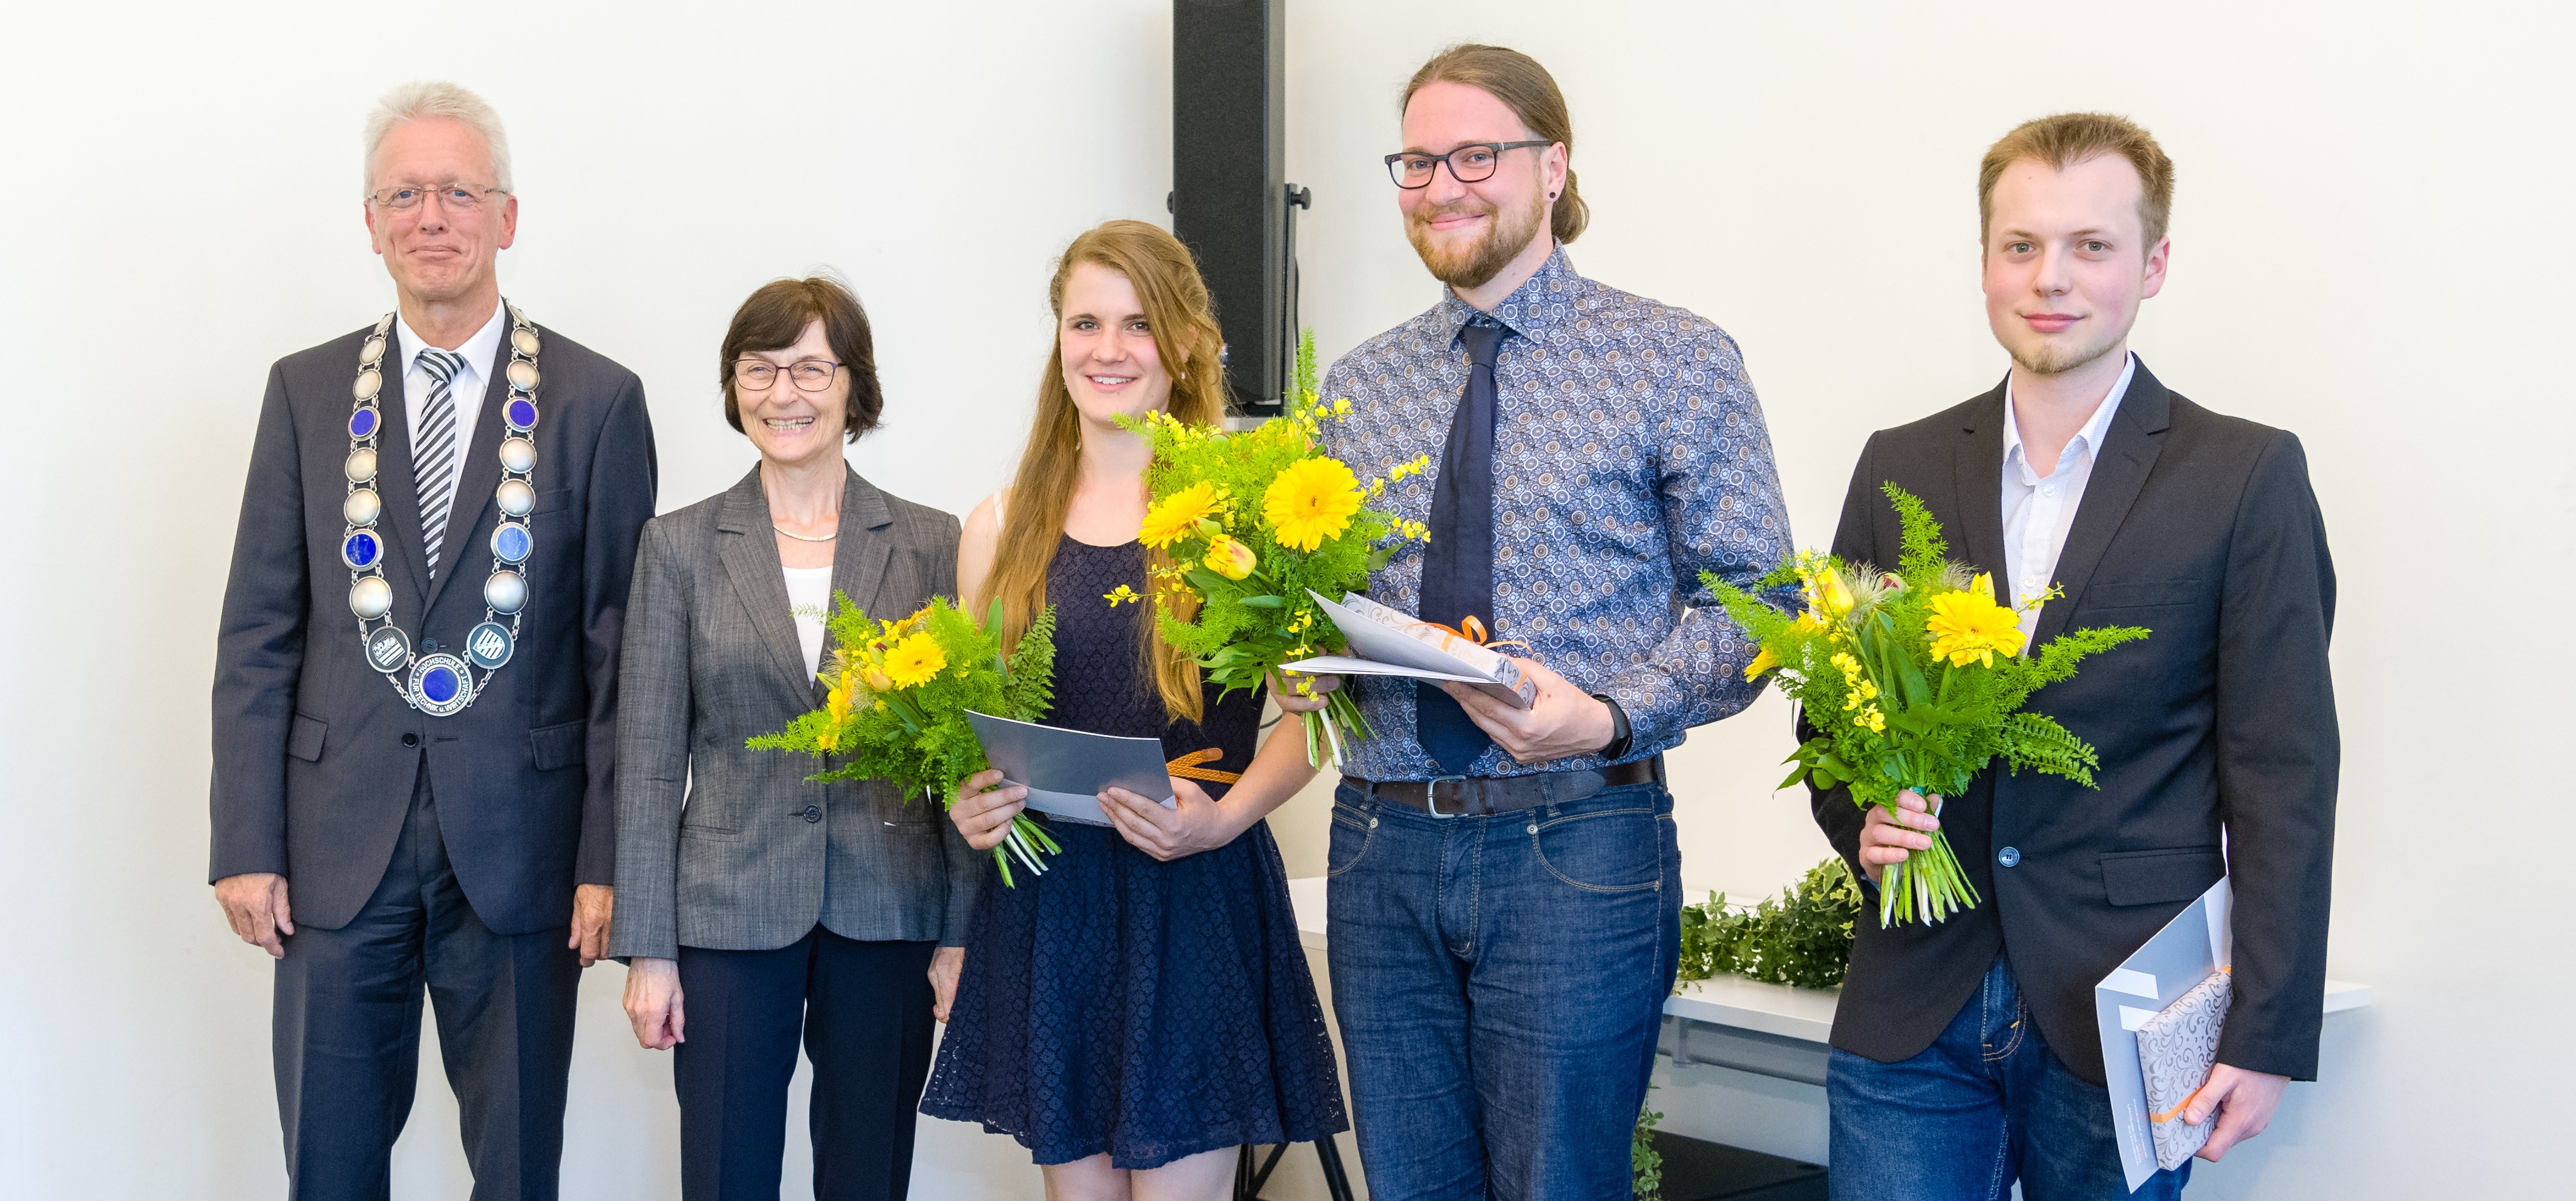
left=1384, top=140, right=1552, bottom=189
left=367, top=183, right=509, bottom=212
left=733, top=359, right=842, bottom=392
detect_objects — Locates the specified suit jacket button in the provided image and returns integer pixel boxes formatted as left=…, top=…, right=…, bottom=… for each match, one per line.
left=1997, top=846, right=2021, bottom=867
left=401, top=733, right=420, bottom=747
left=803, top=805, right=822, bottom=823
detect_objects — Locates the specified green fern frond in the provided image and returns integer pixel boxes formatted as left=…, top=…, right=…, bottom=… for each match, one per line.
left=1881, top=483, right=1948, bottom=586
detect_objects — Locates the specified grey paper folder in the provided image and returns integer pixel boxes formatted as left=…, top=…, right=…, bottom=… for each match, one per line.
left=2094, top=876, right=2232, bottom=1191
left=1281, top=591, right=1537, bottom=710
left=964, top=710, right=1174, bottom=828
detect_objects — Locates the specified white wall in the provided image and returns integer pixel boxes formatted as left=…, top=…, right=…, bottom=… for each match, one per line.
left=1, top=2, right=2567, bottom=1197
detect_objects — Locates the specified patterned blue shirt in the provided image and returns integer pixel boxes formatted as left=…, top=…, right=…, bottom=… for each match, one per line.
left=1321, top=246, right=1790, bottom=780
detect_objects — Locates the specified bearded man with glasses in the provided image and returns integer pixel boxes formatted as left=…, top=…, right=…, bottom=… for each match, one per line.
left=209, top=80, right=657, bottom=1199
left=1305, top=44, right=1789, bottom=1198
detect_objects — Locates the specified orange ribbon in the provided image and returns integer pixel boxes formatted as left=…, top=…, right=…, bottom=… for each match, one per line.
left=1166, top=747, right=1243, bottom=784
left=1423, top=614, right=1531, bottom=655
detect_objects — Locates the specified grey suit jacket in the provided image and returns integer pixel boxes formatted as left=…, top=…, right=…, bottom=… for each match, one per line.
left=607, top=465, right=976, bottom=959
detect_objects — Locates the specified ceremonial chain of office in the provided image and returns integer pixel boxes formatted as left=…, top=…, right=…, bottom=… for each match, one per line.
left=338, top=304, right=543, bottom=716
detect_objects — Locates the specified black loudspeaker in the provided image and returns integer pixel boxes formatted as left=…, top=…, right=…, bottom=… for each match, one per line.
left=1172, top=0, right=1307, bottom=417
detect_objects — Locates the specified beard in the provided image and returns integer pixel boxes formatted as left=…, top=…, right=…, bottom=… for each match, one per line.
left=2007, top=328, right=2126, bottom=378
left=1406, top=189, right=1547, bottom=290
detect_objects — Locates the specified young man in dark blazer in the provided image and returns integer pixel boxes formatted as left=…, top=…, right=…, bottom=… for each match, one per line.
left=1813, top=113, right=2337, bottom=1198
left=208, top=81, right=656, bottom=1198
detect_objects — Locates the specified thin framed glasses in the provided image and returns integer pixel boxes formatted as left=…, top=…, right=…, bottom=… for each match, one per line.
left=734, top=359, right=843, bottom=392
left=1384, top=140, right=1552, bottom=189
left=367, top=183, right=510, bottom=212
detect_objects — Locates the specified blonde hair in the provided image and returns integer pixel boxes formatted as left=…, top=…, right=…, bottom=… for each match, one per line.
left=976, top=220, right=1229, bottom=722
left=364, top=80, right=512, bottom=194
left=1402, top=44, right=1587, bottom=244
left=1978, top=113, right=2174, bottom=249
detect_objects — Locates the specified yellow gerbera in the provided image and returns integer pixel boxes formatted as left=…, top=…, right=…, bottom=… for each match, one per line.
left=1264, top=456, right=1363, bottom=551
left=1925, top=581, right=2022, bottom=669
left=881, top=630, right=948, bottom=688
left=1140, top=482, right=1223, bottom=549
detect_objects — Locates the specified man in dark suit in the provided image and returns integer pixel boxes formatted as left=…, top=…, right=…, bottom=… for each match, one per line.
left=1813, top=113, right=2336, bottom=1198
left=209, top=80, right=656, bottom=1199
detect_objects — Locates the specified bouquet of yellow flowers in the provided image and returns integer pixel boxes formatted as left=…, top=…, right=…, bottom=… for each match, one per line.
left=1118, top=332, right=1430, bottom=765
left=748, top=594, right=1062, bottom=885
left=1704, top=484, right=2149, bottom=927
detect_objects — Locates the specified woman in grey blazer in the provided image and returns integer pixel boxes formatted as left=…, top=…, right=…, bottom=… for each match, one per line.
left=607, top=277, right=973, bottom=1201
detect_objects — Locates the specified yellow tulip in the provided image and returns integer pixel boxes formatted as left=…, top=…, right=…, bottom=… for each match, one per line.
left=1743, top=646, right=1779, bottom=681
left=1204, top=537, right=1258, bottom=581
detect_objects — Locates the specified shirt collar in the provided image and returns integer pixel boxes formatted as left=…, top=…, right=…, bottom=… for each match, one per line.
left=1436, top=241, right=1576, bottom=342
left=2002, top=352, right=2136, bottom=479
left=395, top=295, right=509, bottom=384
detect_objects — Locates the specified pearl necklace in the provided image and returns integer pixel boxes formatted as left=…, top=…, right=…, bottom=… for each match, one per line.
left=338, top=303, right=543, bottom=716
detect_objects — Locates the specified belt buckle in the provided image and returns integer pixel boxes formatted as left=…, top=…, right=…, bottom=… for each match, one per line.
left=1424, top=775, right=1472, bottom=818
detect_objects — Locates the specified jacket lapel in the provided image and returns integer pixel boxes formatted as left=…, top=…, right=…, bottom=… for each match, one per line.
left=817, top=467, right=898, bottom=707
left=373, top=329, right=431, bottom=606
left=1949, top=377, right=2012, bottom=604
left=2030, top=360, right=2172, bottom=645
left=716, top=468, right=819, bottom=703
left=422, top=335, right=514, bottom=614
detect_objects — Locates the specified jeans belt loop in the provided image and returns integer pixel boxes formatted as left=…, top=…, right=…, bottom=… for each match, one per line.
left=1424, top=775, right=1471, bottom=818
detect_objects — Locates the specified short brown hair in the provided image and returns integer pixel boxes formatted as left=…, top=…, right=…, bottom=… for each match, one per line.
left=1402, top=44, right=1587, bottom=244
left=719, top=276, right=883, bottom=442
left=1978, top=113, right=2176, bottom=250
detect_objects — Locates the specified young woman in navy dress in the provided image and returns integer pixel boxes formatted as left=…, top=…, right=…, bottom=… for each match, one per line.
left=917, top=220, right=1347, bottom=1197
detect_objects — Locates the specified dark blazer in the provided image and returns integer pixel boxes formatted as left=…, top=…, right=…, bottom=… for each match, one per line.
left=210, top=318, right=658, bottom=934
left=1811, top=358, right=2338, bottom=1085
left=606, top=466, right=981, bottom=960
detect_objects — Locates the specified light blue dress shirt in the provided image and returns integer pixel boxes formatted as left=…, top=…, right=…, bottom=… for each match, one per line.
left=1319, top=246, right=1790, bottom=780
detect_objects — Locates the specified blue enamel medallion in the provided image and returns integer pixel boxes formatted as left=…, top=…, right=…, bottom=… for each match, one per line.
left=341, top=531, right=381, bottom=569
left=505, top=398, right=538, bottom=430
left=349, top=407, right=379, bottom=438
left=420, top=664, right=460, bottom=704
left=491, top=523, right=532, bottom=563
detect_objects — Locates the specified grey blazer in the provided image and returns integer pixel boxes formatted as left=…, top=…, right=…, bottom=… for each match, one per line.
left=607, top=465, right=975, bottom=960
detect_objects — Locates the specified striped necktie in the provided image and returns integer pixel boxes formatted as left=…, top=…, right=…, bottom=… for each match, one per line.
left=414, top=348, right=467, bottom=581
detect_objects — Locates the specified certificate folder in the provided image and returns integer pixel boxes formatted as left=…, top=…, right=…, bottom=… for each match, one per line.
left=964, top=711, right=1174, bottom=828
left=1281, top=591, right=1537, bottom=710
left=2094, top=877, right=2232, bottom=1191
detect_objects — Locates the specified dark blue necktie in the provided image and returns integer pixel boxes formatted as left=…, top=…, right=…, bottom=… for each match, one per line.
left=1414, top=319, right=1505, bottom=775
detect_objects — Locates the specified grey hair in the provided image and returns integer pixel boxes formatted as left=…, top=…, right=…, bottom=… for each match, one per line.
left=362, top=80, right=513, bottom=196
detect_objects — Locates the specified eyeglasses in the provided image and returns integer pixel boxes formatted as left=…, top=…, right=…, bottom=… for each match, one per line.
left=1384, top=141, right=1553, bottom=189
left=734, top=359, right=843, bottom=392
left=367, top=183, right=510, bottom=212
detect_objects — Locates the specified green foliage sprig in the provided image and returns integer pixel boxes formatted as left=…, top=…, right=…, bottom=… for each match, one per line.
left=1675, top=858, right=1864, bottom=992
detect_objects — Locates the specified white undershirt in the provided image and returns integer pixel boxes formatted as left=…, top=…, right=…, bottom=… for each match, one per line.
left=785, top=566, right=835, bottom=679
left=394, top=296, right=509, bottom=516
left=2000, top=353, right=2135, bottom=649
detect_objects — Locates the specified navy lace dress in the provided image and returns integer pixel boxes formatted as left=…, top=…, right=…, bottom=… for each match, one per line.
left=919, top=536, right=1347, bottom=1168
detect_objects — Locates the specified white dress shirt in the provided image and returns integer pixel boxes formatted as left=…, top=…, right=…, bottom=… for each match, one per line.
left=2000, top=353, right=2136, bottom=649
left=394, top=296, right=509, bottom=525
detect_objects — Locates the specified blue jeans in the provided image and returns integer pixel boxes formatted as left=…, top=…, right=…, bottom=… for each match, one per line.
left=1324, top=779, right=1680, bottom=1200
left=1827, top=956, right=2189, bottom=1200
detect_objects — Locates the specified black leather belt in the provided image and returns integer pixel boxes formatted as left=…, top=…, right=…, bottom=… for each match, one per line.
left=1348, top=755, right=1666, bottom=818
